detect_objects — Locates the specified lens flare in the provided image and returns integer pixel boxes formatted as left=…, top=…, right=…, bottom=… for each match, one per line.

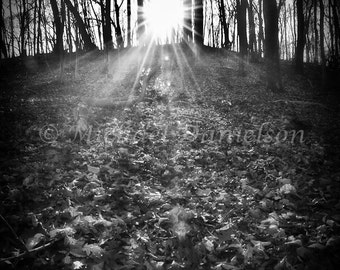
left=144, top=0, right=183, bottom=42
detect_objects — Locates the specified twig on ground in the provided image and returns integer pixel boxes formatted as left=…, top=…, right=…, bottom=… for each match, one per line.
left=272, top=99, right=328, bottom=109
left=0, top=214, right=28, bottom=252
left=0, top=240, right=56, bottom=263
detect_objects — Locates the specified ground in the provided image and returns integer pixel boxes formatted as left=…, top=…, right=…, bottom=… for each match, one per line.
left=1, top=45, right=340, bottom=270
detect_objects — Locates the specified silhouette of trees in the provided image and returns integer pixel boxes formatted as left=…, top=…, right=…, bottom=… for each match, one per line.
left=0, top=0, right=337, bottom=79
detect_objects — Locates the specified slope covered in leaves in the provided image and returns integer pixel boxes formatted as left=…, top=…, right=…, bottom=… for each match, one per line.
left=1, top=47, right=340, bottom=270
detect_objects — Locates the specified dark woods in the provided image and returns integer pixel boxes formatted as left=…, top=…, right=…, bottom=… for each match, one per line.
left=0, top=0, right=339, bottom=90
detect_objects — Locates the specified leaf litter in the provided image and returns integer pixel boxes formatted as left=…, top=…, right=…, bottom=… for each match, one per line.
left=1, top=48, right=340, bottom=270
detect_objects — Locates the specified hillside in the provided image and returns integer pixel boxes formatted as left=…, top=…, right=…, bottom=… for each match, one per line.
left=1, top=47, right=340, bottom=270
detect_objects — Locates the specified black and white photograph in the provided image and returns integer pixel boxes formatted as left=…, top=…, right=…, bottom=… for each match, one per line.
left=0, top=0, right=340, bottom=269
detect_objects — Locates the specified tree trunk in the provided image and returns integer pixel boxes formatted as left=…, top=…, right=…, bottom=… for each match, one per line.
left=293, top=2, right=297, bottom=48
left=64, top=0, right=97, bottom=51
left=237, top=0, right=247, bottom=73
left=33, top=0, right=37, bottom=55
left=248, top=0, right=257, bottom=53
left=137, top=0, right=145, bottom=45
left=263, top=0, right=282, bottom=92
left=328, top=0, right=334, bottom=55
left=36, top=0, right=42, bottom=54
left=232, top=10, right=237, bottom=50
left=89, top=0, right=101, bottom=49
left=258, top=0, right=264, bottom=56
left=331, top=0, right=339, bottom=59
left=127, top=0, right=131, bottom=46
left=284, top=2, right=289, bottom=60
left=99, top=0, right=105, bottom=49
left=9, top=0, right=14, bottom=57
left=67, top=9, right=73, bottom=52
left=20, top=0, right=27, bottom=56
left=103, top=0, right=113, bottom=49
left=296, top=0, right=305, bottom=73
left=304, top=3, right=313, bottom=63
left=194, top=0, right=204, bottom=45
left=43, top=0, right=48, bottom=53
left=50, top=0, right=64, bottom=55
left=183, top=0, right=193, bottom=42
left=114, top=0, right=124, bottom=48
left=0, top=0, right=7, bottom=58
left=0, top=0, right=6, bottom=58
left=26, top=0, right=31, bottom=55
left=319, top=0, right=326, bottom=88
left=314, top=0, right=318, bottom=63
left=289, top=4, right=293, bottom=59
left=60, top=0, right=66, bottom=75
left=220, top=0, right=230, bottom=48
left=82, top=0, right=90, bottom=32
left=210, top=0, right=214, bottom=47
left=236, top=0, right=248, bottom=55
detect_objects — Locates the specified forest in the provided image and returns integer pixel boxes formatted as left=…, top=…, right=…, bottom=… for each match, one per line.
left=0, top=0, right=339, bottom=90
left=0, top=0, right=340, bottom=270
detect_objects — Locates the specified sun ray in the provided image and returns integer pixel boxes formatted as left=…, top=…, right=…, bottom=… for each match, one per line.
left=172, top=43, right=203, bottom=99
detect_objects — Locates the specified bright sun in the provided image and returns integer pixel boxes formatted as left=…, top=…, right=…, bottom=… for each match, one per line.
left=144, top=0, right=183, bottom=42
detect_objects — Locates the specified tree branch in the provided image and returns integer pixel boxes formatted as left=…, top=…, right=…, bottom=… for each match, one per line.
left=0, top=240, right=56, bottom=263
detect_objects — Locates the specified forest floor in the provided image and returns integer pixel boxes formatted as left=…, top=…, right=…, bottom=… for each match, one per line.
left=1, top=45, right=340, bottom=270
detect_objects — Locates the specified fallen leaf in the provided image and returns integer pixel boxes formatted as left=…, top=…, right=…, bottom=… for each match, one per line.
left=25, top=233, right=46, bottom=250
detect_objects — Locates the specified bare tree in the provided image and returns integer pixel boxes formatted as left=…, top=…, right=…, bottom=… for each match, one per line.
left=19, top=0, right=27, bottom=56
left=36, top=0, right=42, bottom=54
left=263, top=0, right=282, bottom=92
left=219, top=0, right=230, bottom=48
left=295, top=0, right=305, bottom=73
left=236, top=0, right=247, bottom=73
left=137, top=0, right=145, bottom=45
left=248, top=0, right=257, bottom=54
left=331, top=0, right=339, bottom=60
left=257, top=0, right=264, bottom=56
left=8, top=0, right=15, bottom=57
left=113, top=0, right=124, bottom=48
left=319, top=0, right=326, bottom=87
left=183, top=0, right=193, bottom=43
left=209, top=0, right=215, bottom=47
left=60, top=0, right=66, bottom=74
left=328, top=0, right=334, bottom=56
left=0, top=0, right=7, bottom=58
left=42, top=0, right=49, bottom=53
left=33, top=0, right=37, bottom=55
left=50, top=0, right=64, bottom=55
left=89, top=0, right=101, bottom=49
left=283, top=1, right=289, bottom=60
left=66, top=8, right=73, bottom=52
left=313, top=0, right=318, bottom=63
left=64, top=0, right=97, bottom=51
left=304, top=2, right=314, bottom=63
left=100, top=0, right=113, bottom=50
left=127, top=0, right=131, bottom=46
left=194, top=0, right=204, bottom=45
